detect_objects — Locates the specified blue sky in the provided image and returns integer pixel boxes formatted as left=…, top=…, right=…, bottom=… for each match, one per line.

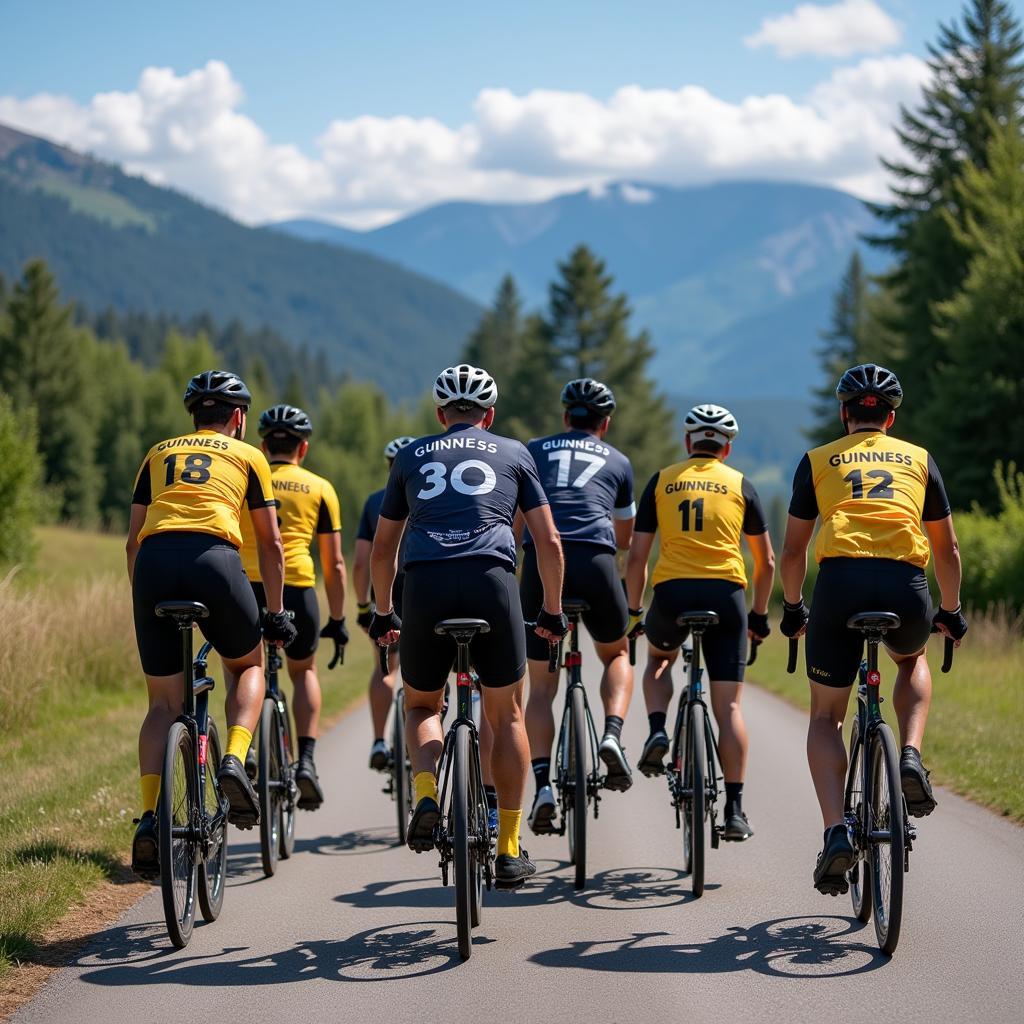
left=0, top=1, right=985, bottom=225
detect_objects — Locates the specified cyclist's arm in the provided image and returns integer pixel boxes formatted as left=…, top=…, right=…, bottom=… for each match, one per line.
left=125, top=503, right=147, bottom=584
left=925, top=516, right=962, bottom=612
left=353, top=538, right=372, bottom=605
left=512, top=508, right=526, bottom=547
left=780, top=516, right=814, bottom=604
left=746, top=530, right=775, bottom=615
left=614, top=515, right=634, bottom=551
left=370, top=516, right=405, bottom=614
left=317, top=530, right=347, bottom=620
left=522, top=503, right=563, bottom=614
left=251, top=505, right=286, bottom=614
left=624, top=530, right=654, bottom=610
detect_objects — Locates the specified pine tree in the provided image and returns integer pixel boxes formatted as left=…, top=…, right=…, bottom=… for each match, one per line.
left=463, top=275, right=528, bottom=387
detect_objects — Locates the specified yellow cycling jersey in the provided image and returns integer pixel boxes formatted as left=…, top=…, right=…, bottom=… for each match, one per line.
left=239, top=462, right=342, bottom=588
left=789, top=430, right=951, bottom=568
left=636, top=455, right=768, bottom=587
left=132, top=430, right=275, bottom=549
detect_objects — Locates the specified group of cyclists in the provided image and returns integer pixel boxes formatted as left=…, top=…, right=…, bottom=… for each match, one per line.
left=126, top=357, right=968, bottom=901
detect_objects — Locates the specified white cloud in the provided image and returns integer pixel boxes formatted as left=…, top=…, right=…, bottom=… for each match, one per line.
left=745, top=1, right=902, bottom=59
left=0, top=55, right=928, bottom=227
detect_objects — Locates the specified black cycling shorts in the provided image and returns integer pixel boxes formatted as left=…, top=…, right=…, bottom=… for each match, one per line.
left=807, top=557, right=933, bottom=688
left=250, top=582, right=320, bottom=661
left=644, top=578, right=748, bottom=682
left=132, top=532, right=262, bottom=676
left=400, top=557, right=526, bottom=691
left=520, top=542, right=628, bottom=660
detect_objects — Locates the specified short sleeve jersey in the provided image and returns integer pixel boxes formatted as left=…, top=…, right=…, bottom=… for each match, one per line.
left=239, top=462, right=342, bottom=588
left=636, top=455, right=768, bottom=587
left=132, top=430, right=275, bottom=549
left=357, top=488, right=386, bottom=542
left=788, top=430, right=950, bottom=568
left=523, top=431, right=635, bottom=552
left=379, top=423, right=548, bottom=568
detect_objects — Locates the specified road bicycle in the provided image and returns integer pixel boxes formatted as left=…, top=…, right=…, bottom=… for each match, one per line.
left=153, top=601, right=229, bottom=948
left=379, top=645, right=412, bottom=845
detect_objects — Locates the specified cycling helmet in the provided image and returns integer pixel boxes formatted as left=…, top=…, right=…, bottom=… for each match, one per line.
left=184, top=370, right=251, bottom=412
left=258, top=404, right=313, bottom=438
left=561, top=378, right=616, bottom=417
left=836, top=363, right=903, bottom=409
left=432, top=364, right=497, bottom=409
left=684, top=403, right=739, bottom=441
left=384, top=435, right=415, bottom=460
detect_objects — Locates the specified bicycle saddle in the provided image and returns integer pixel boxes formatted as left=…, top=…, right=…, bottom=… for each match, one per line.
left=434, top=618, right=491, bottom=637
left=562, top=598, right=590, bottom=616
left=675, top=610, right=719, bottom=629
left=155, top=600, right=210, bottom=621
left=847, top=611, right=901, bottom=633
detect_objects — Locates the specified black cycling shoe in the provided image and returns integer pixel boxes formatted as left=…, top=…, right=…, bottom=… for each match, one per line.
left=495, top=848, right=537, bottom=890
left=295, top=758, right=324, bottom=810
left=638, top=729, right=670, bottom=777
left=723, top=811, right=755, bottom=842
left=368, top=739, right=389, bottom=773
left=813, top=824, right=854, bottom=896
left=407, top=796, right=440, bottom=853
left=900, top=746, right=937, bottom=817
left=598, top=734, right=633, bottom=792
left=217, top=754, right=260, bottom=829
left=244, top=746, right=257, bottom=782
left=131, top=811, right=159, bottom=880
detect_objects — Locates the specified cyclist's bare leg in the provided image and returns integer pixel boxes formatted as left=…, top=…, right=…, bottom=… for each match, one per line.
left=368, top=643, right=397, bottom=739
left=524, top=658, right=558, bottom=759
left=806, top=680, right=853, bottom=827
left=480, top=680, right=529, bottom=810
left=139, top=673, right=184, bottom=775
left=478, top=700, right=494, bottom=787
left=222, top=643, right=265, bottom=736
left=595, top=637, right=632, bottom=721
left=286, top=653, right=321, bottom=738
left=404, top=685, right=446, bottom=777
left=709, top=681, right=747, bottom=783
left=642, top=648, right=678, bottom=717
left=888, top=646, right=930, bottom=751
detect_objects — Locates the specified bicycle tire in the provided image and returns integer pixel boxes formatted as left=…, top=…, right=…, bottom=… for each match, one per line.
left=277, top=695, right=296, bottom=861
left=568, top=686, right=588, bottom=890
left=258, top=698, right=281, bottom=877
left=453, top=725, right=473, bottom=961
left=846, top=718, right=871, bottom=923
left=869, top=725, right=905, bottom=954
left=198, top=719, right=227, bottom=922
left=159, top=721, right=197, bottom=948
left=393, top=688, right=409, bottom=845
left=686, top=702, right=707, bottom=898
left=470, top=741, right=485, bottom=929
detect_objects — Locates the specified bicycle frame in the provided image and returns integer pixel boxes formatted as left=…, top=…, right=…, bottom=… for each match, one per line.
left=264, top=642, right=294, bottom=754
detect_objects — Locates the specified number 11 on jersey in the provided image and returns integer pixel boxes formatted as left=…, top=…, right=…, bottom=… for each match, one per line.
left=679, top=497, right=704, bottom=531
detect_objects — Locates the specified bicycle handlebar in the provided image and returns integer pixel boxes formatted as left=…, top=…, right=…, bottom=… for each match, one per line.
left=747, top=638, right=761, bottom=666
left=941, top=636, right=955, bottom=674
left=327, top=638, right=345, bottom=670
left=628, top=636, right=636, bottom=666
left=525, top=620, right=562, bottom=671
left=378, top=644, right=389, bottom=676
left=786, top=638, right=799, bottom=674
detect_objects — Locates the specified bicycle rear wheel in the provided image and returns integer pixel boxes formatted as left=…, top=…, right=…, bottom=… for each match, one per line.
left=869, top=725, right=905, bottom=954
left=277, top=696, right=296, bottom=860
left=846, top=719, right=871, bottom=923
left=258, top=698, right=282, bottom=877
left=159, top=721, right=198, bottom=948
left=393, top=688, right=409, bottom=845
left=452, top=725, right=474, bottom=960
left=567, top=686, right=588, bottom=890
left=685, top=702, right=707, bottom=898
left=198, top=720, right=227, bottom=922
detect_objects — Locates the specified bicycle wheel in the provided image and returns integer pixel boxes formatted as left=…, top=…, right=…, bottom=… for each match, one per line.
left=393, top=688, right=409, bottom=845
left=258, top=698, right=282, bottom=877
left=566, top=686, right=588, bottom=890
left=685, top=702, right=707, bottom=898
left=277, top=696, right=296, bottom=860
left=159, top=721, right=197, bottom=948
left=846, top=719, right=871, bottom=923
left=198, top=720, right=227, bottom=922
left=869, top=725, right=905, bottom=954
left=469, top=745, right=485, bottom=929
left=452, top=725, right=474, bottom=961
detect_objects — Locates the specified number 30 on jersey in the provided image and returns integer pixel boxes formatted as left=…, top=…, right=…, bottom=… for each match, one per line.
left=417, top=459, right=497, bottom=499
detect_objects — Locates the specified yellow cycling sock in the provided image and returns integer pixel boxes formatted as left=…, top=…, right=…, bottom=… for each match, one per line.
left=226, top=725, right=253, bottom=763
left=497, top=808, right=522, bottom=858
left=414, top=771, right=438, bottom=805
left=140, top=774, right=160, bottom=815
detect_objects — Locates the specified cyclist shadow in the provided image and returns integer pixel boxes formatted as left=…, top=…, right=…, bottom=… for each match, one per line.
left=530, top=915, right=887, bottom=978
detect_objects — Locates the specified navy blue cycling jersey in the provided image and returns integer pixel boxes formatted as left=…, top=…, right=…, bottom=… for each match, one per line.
left=524, top=431, right=635, bottom=552
left=379, top=423, right=548, bottom=568
left=357, top=488, right=385, bottom=542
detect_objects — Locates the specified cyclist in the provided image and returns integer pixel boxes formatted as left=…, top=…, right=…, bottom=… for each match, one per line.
left=353, top=435, right=414, bottom=771
left=625, top=404, right=775, bottom=842
left=369, top=364, right=567, bottom=888
left=238, top=404, right=348, bottom=809
left=520, top=378, right=637, bottom=834
left=778, top=364, right=967, bottom=895
left=126, top=371, right=297, bottom=878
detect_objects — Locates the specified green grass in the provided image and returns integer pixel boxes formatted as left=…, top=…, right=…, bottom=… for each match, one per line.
left=0, top=526, right=371, bottom=978
left=749, top=616, right=1024, bottom=822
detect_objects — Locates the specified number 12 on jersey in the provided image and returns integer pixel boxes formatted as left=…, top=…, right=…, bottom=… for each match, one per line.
left=548, top=450, right=606, bottom=488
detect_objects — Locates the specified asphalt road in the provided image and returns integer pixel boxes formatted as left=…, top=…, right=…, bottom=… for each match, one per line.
left=15, top=644, right=1024, bottom=1024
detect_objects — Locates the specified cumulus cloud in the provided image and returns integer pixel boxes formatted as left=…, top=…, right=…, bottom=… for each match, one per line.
left=745, top=1, right=902, bottom=59
left=0, top=55, right=927, bottom=227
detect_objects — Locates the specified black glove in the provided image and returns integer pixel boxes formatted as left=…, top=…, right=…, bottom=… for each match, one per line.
left=748, top=610, right=770, bottom=640
left=780, top=599, right=809, bottom=639
left=369, top=609, right=401, bottom=643
left=932, top=604, right=968, bottom=642
left=320, top=617, right=350, bottom=645
left=627, top=608, right=645, bottom=640
left=356, top=602, right=374, bottom=631
left=263, top=610, right=298, bottom=647
left=536, top=608, right=569, bottom=639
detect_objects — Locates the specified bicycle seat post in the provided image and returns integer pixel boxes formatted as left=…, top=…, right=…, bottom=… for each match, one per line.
left=434, top=619, right=490, bottom=725
left=847, top=612, right=901, bottom=680
left=155, top=601, right=210, bottom=721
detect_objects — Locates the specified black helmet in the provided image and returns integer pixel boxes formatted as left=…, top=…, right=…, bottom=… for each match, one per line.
left=836, top=363, right=903, bottom=409
left=184, top=370, right=252, bottom=413
left=561, top=378, right=616, bottom=417
left=258, top=404, right=313, bottom=438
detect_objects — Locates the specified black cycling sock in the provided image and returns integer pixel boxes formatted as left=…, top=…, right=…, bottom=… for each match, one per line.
left=604, top=715, right=624, bottom=741
left=483, top=785, right=498, bottom=812
left=531, top=758, right=551, bottom=791
left=298, top=737, right=316, bottom=763
left=373, top=736, right=385, bottom=745
left=648, top=711, right=667, bottom=735
left=725, top=781, right=743, bottom=817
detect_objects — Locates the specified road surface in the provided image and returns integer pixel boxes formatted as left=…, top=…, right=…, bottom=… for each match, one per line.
left=14, top=645, right=1024, bottom=1024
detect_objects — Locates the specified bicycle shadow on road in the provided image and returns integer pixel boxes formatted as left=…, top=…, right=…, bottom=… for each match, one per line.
left=529, top=915, right=887, bottom=979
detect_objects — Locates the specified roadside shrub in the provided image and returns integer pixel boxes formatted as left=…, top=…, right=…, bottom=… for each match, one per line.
left=0, top=395, right=43, bottom=567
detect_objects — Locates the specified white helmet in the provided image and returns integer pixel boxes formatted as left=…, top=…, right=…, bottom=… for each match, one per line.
left=432, top=363, right=498, bottom=409
left=684, top=403, right=739, bottom=442
left=384, top=435, right=415, bottom=460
